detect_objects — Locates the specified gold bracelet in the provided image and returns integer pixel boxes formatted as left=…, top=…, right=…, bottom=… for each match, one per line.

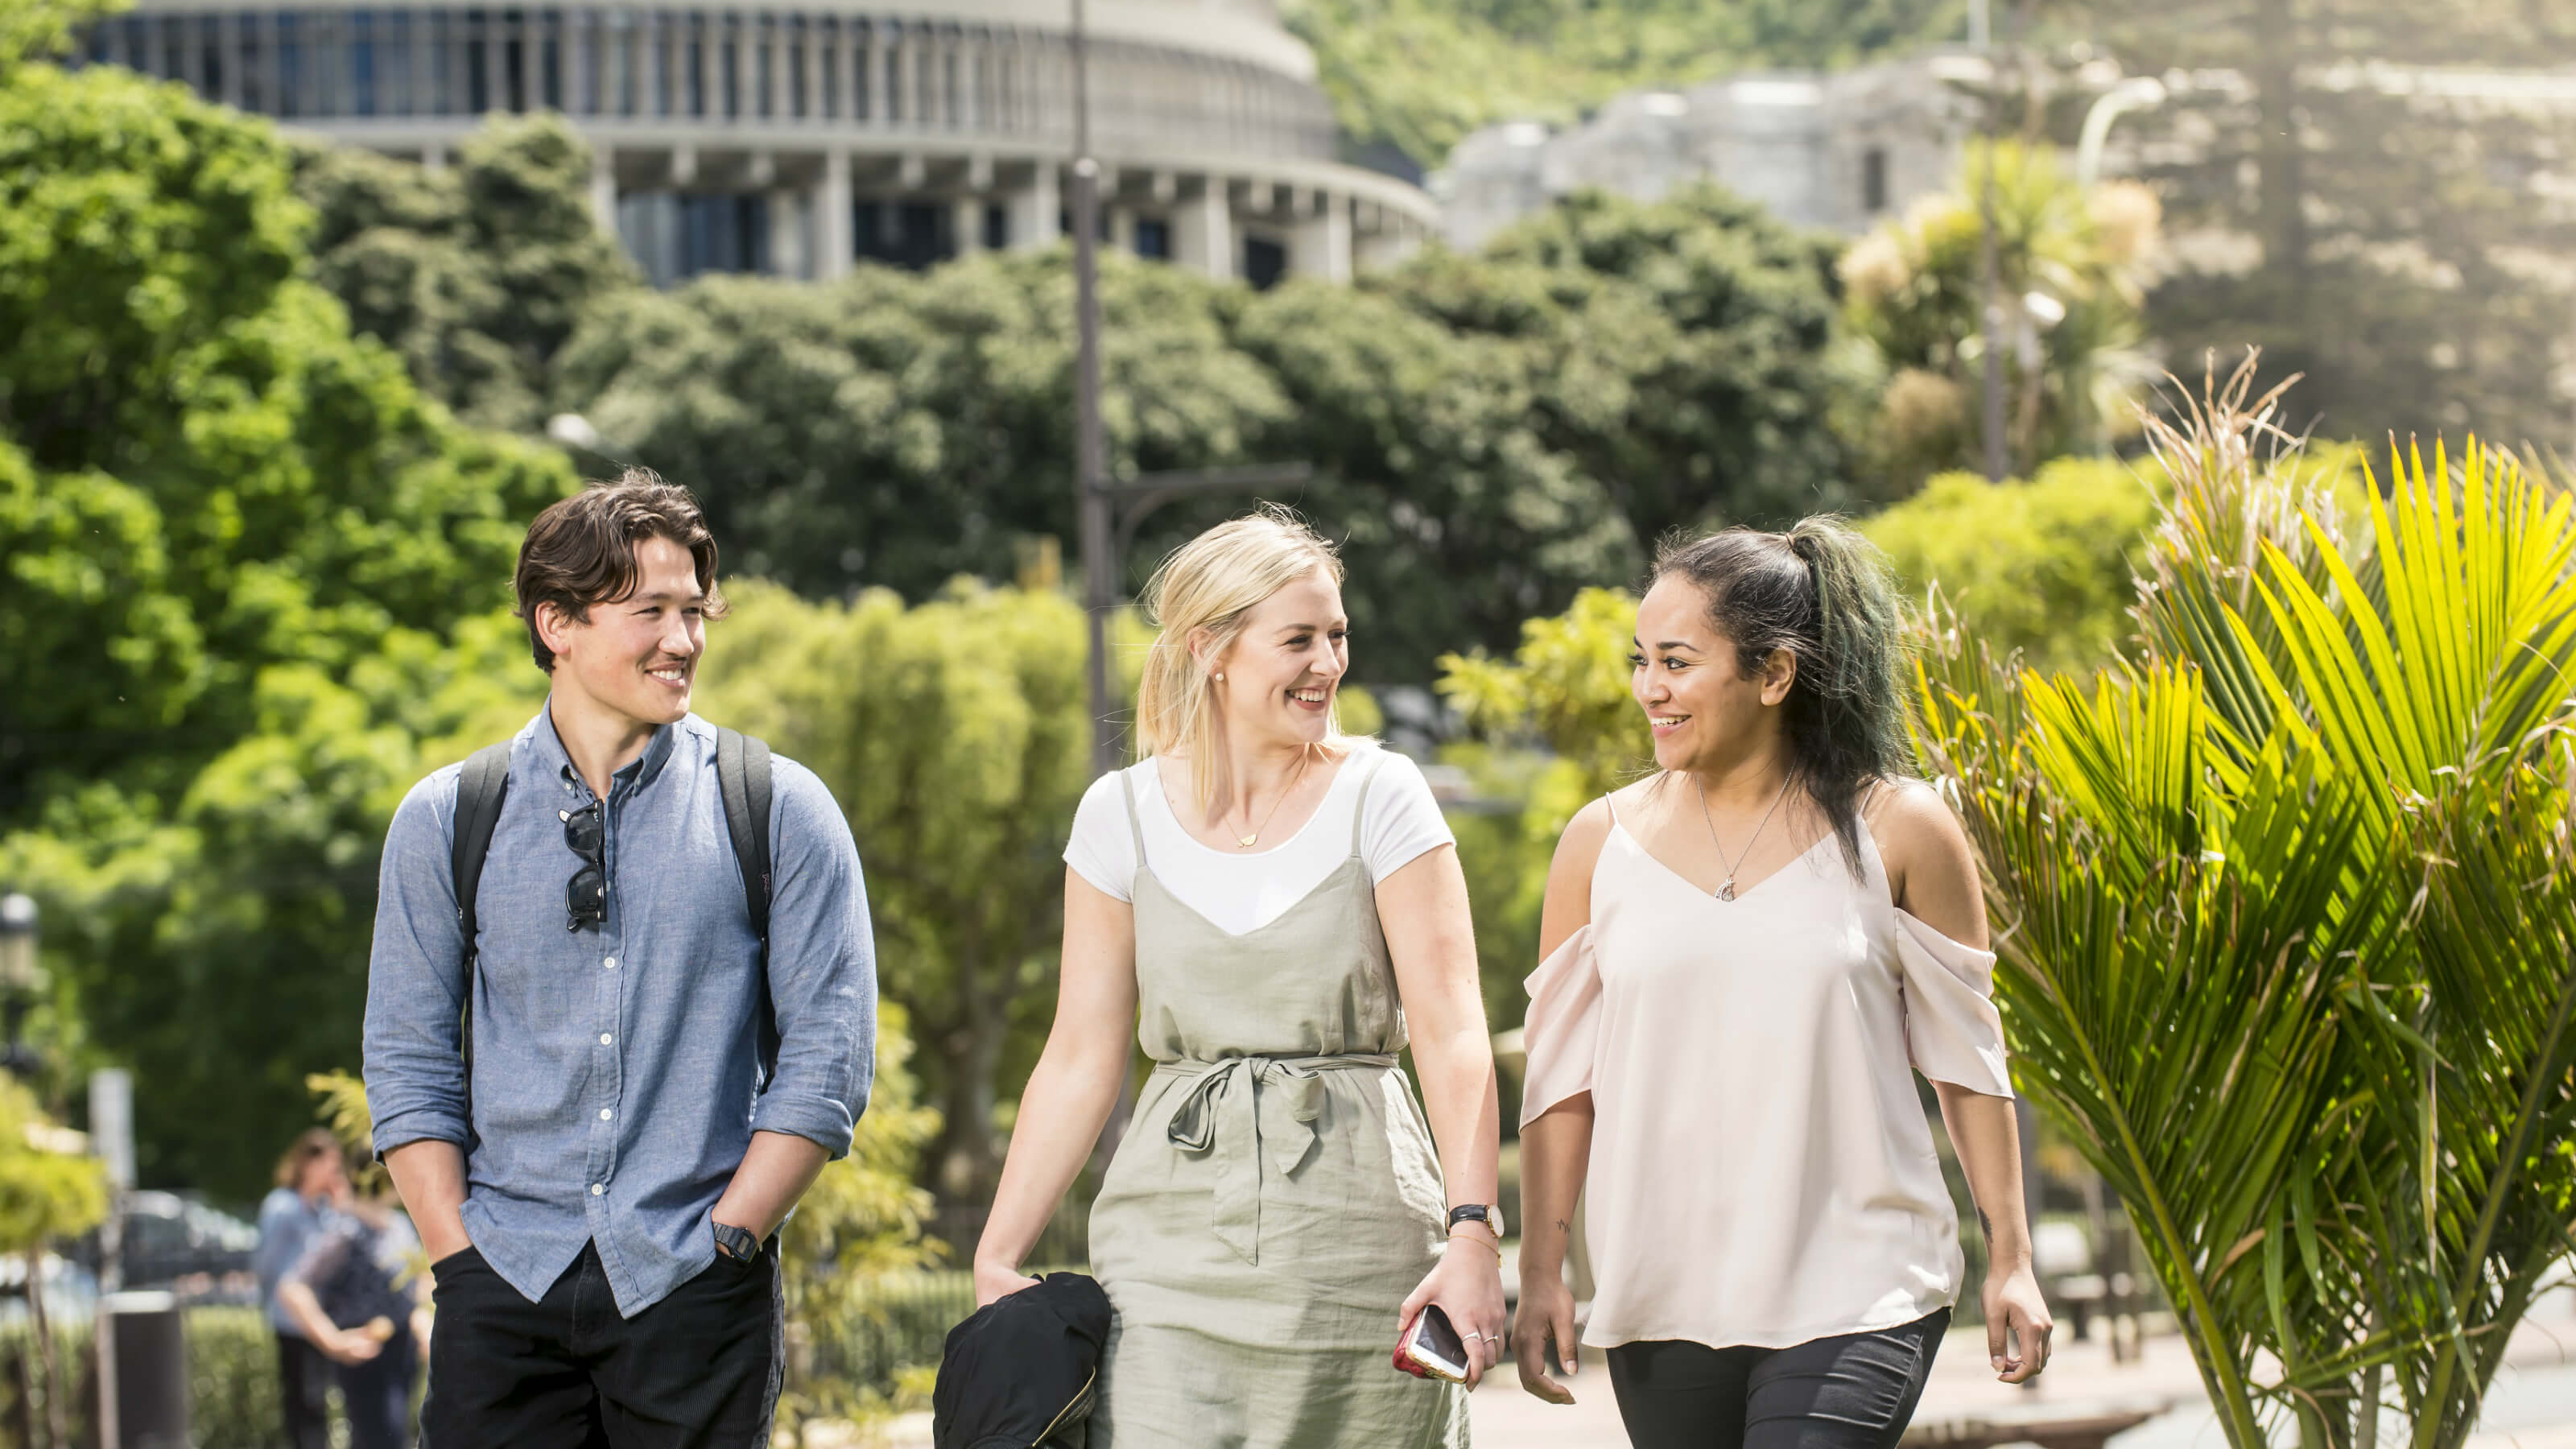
left=1446, top=1229, right=1501, bottom=1260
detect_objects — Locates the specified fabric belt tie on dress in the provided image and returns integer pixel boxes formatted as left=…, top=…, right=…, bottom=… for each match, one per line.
left=1159, top=1053, right=1399, bottom=1265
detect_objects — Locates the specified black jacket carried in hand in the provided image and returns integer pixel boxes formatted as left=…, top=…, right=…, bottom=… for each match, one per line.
left=932, top=1273, right=1113, bottom=1449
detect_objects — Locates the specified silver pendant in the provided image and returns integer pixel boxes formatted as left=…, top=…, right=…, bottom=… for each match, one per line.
left=1718, top=880, right=1737, bottom=902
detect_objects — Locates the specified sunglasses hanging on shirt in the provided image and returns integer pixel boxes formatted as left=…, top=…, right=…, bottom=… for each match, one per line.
left=562, top=802, right=606, bottom=931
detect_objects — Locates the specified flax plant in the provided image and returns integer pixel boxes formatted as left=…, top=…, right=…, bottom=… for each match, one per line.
left=1909, top=357, right=2576, bottom=1449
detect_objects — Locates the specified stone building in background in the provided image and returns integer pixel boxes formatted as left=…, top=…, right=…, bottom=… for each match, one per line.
left=1436, top=53, right=1991, bottom=250
left=78, top=0, right=1437, bottom=287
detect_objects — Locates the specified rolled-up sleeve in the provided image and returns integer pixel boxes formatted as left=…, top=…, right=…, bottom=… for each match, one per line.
left=1517, top=925, right=1601, bottom=1128
left=362, top=768, right=473, bottom=1158
left=749, top=760, right=877, bottom=1158
left=1894, top=909, right=2014, bottom=1096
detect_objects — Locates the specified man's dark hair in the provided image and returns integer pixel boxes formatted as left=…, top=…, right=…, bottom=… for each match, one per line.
left=514, top=469, right=730, bottom=673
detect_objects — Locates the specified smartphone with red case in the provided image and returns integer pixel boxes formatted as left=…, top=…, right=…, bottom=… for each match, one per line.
left=1393, top=1305, right=1472, bottom=1383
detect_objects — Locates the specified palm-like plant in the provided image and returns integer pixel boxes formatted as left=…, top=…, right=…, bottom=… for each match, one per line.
left=1911, top=358, right=2576, bottom=1449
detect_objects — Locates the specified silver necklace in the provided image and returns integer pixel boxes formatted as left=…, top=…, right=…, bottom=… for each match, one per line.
left=1696, top=773, right=1793, bottom=902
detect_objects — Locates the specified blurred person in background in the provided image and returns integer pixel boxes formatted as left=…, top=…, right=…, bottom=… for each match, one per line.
left=254, top=1128, right=351, bottom=1449
left=279, top=1169, right=431, bottom=1449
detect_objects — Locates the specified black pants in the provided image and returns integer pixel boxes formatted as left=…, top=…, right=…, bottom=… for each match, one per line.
left=1606, top=1308, right=1949, bottom=1449
left=276, top=1331, right=335, bottom=1449
left=423, top=1243, right=781, bottom=1449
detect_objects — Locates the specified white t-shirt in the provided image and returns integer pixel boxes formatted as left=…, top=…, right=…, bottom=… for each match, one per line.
left=1063, top=744, right=1456, bottom=936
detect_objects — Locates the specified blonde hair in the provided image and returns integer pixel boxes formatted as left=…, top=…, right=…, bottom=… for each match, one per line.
left=1135, top=507, right=1348, bottom=813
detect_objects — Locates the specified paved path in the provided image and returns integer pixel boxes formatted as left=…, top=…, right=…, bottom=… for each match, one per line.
left=864, top=1283, right=2576, bottom=1448
left=1472, top=1283, right=2576, bottom=1449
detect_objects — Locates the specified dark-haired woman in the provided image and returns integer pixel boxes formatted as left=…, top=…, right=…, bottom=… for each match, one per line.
left=1511, top=518, right=2051, bottom=1448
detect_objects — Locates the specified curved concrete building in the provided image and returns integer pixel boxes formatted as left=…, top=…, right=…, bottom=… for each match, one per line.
left=80, top=0, right=1435, bottom=285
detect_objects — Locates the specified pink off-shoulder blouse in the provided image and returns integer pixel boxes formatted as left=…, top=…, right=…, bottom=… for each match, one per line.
left=1520, top=803, right=2013, bottom=1351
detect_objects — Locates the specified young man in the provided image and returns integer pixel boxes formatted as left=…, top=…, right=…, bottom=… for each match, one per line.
left=363, top=472, right=877, bottom=1446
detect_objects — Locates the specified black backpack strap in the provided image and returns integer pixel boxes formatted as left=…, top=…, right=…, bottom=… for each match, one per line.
left=449, top=743, right=513, bottom=1075
left=452, top=744, right=514, bottom=953
left=716, top=729, right=778, bottom=1088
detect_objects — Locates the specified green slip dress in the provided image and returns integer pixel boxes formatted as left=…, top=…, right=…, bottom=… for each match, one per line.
left=1084, top=753, right=1470, bottom=1448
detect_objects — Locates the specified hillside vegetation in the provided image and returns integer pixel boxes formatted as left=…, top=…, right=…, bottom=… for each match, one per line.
left=1286, top=0, right=1967, bottom=166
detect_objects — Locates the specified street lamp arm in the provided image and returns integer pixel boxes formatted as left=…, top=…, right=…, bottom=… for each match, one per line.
left=2075, top=76, right=2168, bottom=192
left=1109, top=462, right=1318, bottom=560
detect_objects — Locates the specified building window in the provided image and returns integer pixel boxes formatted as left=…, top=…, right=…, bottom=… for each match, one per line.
left=983, top=203, right=1009, bottom=252
left=502, top=7, right=525, bottom=113
left=856, top=200, right=955, bottom=271
left=1133, top=217, right=1170, bottom=261
left=279, top=12, right=303, bottom=118
left=351, top=10, right=375, bottom=114
left=1244, top=236, right=1286, bottom=290
left=1861, top=146, right=1889, bottom=216
left=540, top=6, right=560, bottom=109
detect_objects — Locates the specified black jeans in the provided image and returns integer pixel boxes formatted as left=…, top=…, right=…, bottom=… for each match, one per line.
left=423, top=1242, right=782, bottom=1449
left=275, top=1331, right=334, bottom=1449
left=1606, top=1308, right=1950, bottom=1449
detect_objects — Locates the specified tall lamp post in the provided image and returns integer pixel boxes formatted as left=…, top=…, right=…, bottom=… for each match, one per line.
left=1065, top=2, right=1311, bottom=774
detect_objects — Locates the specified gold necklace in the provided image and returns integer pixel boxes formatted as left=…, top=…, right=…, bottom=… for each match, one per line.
left=1234, top=749, right=1313, bottom=848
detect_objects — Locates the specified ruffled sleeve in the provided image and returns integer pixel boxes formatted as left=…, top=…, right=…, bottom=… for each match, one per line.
left=1894, top=910, right=2014, bottom=1096
left=1518, top=925, right=1601, bottom=1128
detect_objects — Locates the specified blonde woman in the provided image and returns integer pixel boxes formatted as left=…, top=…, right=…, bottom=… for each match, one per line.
left=974, top=510, right=1504, bottom=1447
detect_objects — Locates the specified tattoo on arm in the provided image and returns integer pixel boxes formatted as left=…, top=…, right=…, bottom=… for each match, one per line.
left=1554, top=1220, right=1569, bottom=1234
left=1979, top=1208, right=1994, bottom=1245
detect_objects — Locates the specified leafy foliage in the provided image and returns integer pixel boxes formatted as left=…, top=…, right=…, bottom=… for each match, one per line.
left=692, top=580, right=1110, bottom=1201
left=774, top=1003, right=944, bottom=1439
left=296, top=114, right=638, bottom=433
left=0, top=1080, right=107, bottom=1253
left=552, top=184, right=1856, bottom=679
left=1841, top=139, right=2164, bottom=482
left=0, top=56, right=573, bottom=1199
left=1864, top=457, right=2162, bottom=675
left=2064, top=0, right=2576, bottom=452
left=1911, top=361, right=2576, bottom=1449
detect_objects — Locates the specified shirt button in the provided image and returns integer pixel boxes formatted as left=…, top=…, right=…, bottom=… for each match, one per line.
left=603, top=956, right=617, bottom=970
left=590, top=1183, right=605, bottom=1195
left=599, top=1108, right=613, bottom=1121
left=599, top=1034, right=613, bottom=1046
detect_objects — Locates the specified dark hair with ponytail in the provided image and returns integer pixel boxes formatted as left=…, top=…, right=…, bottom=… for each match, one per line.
left=1651, top=517, right=1909, bottom=877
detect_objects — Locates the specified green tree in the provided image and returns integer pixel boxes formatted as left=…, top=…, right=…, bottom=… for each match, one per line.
left=296, top=114, right=640, bottom=434
left=1910, top=363, right=2576, bottom=1449
left=0, top=54, right=572, bottom=1197
left=1863, top=457, right=2163, bottom=675
left=1840, top=138, right=2165, bottom=481
left=554, top=251, right=1291, bottom=609
left=1287, top=0, right=1968, bottom=167
left=1384, top=183, right=1880, bottom=553
left=692, top=580, right=1105, bottom=1201
left=2068, top=0, right=2576, bottom=451
left=0, top=63, right=572, bottom=818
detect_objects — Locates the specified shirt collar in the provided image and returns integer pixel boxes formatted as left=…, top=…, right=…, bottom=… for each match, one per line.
left=527, top=700, right=685, bottom=798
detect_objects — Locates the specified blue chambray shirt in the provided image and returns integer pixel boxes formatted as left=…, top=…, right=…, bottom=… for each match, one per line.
left=362, top=707, right=877, bottom=1317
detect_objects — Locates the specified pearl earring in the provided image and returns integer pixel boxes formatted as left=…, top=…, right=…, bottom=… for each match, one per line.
left=1213, top=672, right=1226, bottom=683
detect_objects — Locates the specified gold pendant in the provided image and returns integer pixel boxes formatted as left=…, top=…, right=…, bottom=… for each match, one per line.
left=1239, top=834, right=1257, bottom=848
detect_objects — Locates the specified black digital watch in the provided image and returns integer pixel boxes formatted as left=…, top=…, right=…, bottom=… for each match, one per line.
left=712, top=1221, right=764, bottom=1263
